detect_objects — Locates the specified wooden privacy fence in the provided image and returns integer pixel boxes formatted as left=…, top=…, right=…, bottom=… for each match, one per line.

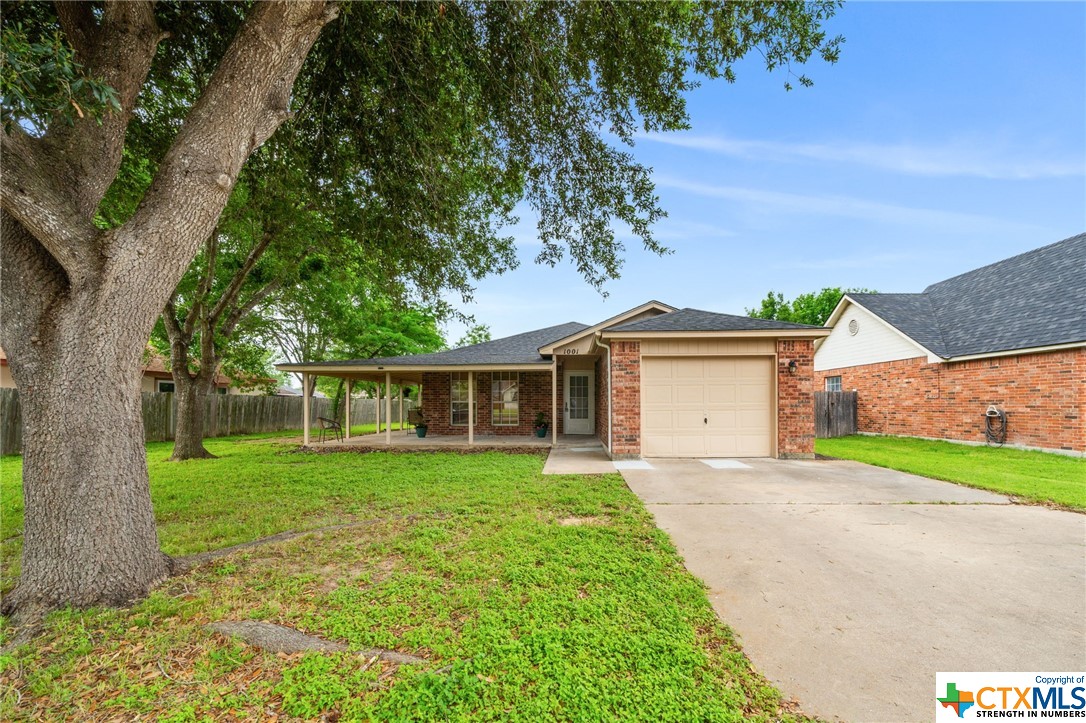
left=0, top=388, right=413, bottom=453
left=0, top=388, right=21, bottom=455
left=814, top=391, right=858, bottom=438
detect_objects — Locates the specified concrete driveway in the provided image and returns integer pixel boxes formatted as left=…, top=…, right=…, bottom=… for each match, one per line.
left=620, top=458, right=1086, bottom=722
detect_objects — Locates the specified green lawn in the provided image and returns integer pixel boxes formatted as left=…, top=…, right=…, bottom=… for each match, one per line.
left=0, top=437, right=800, bottom=721
left=816, top=435, right=1086, bottom=510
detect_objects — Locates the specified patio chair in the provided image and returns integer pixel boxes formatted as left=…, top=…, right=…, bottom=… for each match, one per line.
left=406, top=408, right=427, bottom=435
left=317, top=416, right=343, bottom=443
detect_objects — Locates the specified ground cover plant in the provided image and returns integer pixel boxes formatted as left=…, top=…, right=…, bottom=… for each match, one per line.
left=0, top=438, right=802, bottom=720
left=816, top=435, right=1086, bottom=510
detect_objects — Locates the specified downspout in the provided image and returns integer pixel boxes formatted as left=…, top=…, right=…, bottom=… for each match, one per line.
left=595, top=333, right=613, bottom=455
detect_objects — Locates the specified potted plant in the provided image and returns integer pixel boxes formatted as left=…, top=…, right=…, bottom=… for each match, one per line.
left=533, top=411, right=549, bottom=438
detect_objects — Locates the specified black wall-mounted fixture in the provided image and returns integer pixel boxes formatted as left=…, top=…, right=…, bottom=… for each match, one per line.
left=787, top=359, right=798, bottom=375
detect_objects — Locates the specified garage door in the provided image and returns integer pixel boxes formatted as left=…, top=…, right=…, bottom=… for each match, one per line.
left=642, top=356, right=773, bottom=457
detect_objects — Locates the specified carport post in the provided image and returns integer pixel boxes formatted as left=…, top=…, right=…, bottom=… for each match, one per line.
left=399, top=384, right=404, bottom=430
left=385, top=372, right=392, bottom=446
left=302, top=373, right=311, bottom=446
left=344, top=379, right=352, bottom=440
left=551, top=359, right=558, bottom=445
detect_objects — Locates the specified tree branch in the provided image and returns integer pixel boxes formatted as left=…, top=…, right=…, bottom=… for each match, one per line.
left=221, top=278, right=283, bottom=338
left=0, top=129, right=97, bottom=285
left=55, top=1, right=99, bottom=60
left=163, top=295, right=194, bottom=381
left=208, top=228, right=276, bottom=325
left=127, top=1, right=339, bottom=286
left=41, top=1, right=163, bottom=217
left=183, top=232, right=220, bottom=339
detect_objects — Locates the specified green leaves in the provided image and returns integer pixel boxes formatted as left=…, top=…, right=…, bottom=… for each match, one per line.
left=747, top=287, right=875, bottom=326
left=1, top=23, right=120, bottom=133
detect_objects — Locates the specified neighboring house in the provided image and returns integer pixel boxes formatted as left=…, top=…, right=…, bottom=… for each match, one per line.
left=139, top=351, right=238, bottom=395
left=815, top=233, right=1085, bottom=454
left=1, top=346, right=245, bottom=395
left=275, top=386, right=327, bottom=398
left=278, top=300, right=829, bottom=459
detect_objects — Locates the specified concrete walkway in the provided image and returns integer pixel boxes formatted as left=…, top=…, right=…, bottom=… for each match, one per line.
left=619, top=458, right=1086, bottom=722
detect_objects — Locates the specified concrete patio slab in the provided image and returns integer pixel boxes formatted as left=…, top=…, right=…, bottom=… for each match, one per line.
left=542, top=443, right=615, bottom=475
left=612, top=460, right=655, bottom=471
left=619, top=458, right=1086, bottom=722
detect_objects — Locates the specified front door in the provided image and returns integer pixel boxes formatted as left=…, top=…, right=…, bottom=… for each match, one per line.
left=563, top=371, right=594, bottom=435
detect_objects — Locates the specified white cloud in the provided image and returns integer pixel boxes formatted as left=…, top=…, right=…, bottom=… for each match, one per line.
left=640, top=132, right=1084, bottom=180
left=653, top=175, right=1047, bottom=234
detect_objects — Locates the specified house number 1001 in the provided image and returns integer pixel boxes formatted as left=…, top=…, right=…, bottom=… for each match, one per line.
left=563, top=349, right=579, bottom=355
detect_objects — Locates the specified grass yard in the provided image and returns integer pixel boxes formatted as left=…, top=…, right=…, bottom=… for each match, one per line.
left=816, top=435, right=1086, bottom=510
left=0, top=437, right=800, bottom=721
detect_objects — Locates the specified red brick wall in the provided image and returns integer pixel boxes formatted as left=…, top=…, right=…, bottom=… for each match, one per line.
left=420, top=370, right=555, bottom=436
left=777, top=340, right=816, bottom=458
left=610, top=341, right=641, bottom=457
left=816, top=348, right=1085, bottom=452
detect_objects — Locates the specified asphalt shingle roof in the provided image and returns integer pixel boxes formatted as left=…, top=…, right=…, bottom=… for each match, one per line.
left=850, top=232, right=1086, bottom=358
left=608, top=308, right=823, bottom=332
left=845, top=293, right=949, bottom=357
left=285, top=321, right=591, bottom=367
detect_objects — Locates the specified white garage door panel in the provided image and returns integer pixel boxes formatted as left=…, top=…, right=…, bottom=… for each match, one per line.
left=643, top=356, right=773, bottom=458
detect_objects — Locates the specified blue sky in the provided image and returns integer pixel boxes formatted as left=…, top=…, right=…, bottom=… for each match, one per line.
left=443, top=1, right=1085, bottom=343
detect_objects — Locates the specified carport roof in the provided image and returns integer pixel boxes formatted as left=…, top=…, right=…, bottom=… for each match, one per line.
left=607, top=307, right=824, bottom=332
left=277, top=321, right=589, bottom=370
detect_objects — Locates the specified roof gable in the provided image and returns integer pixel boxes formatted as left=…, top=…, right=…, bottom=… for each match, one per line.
left=844, top=293, right=948, bottom=358
left=538, top=300, right=677, bottom=353
left=834, top=233, right=1086, bottom=359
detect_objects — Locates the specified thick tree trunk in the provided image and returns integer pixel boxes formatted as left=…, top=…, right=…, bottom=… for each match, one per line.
left=0, top=1, right=337, bottom=621
left=1, top=293, right=171, bottom=620
left=170, top=374, right=217, bottom=461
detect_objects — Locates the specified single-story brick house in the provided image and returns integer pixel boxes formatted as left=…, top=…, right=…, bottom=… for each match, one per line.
left=815, top=232, right=1085, bottom=454
left=278, top=300, right=829, bottom=459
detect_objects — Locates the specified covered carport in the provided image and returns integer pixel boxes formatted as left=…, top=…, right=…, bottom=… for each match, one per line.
left=281, top=363, right=422, bottom=446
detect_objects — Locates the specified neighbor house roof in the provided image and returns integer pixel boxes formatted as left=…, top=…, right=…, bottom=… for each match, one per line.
left=841, top=232, right=1086, bottom=359
left=278, top=321, right=590, bottom=370
left=607, top=308, right=824, bottom=333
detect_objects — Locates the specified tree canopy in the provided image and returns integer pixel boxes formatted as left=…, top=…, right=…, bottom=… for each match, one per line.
left=747, top=287, right=875, bottom=326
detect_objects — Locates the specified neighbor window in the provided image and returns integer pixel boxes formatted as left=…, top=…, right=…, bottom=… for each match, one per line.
left=825, top=376, right=842, bottom=392
left=491, top=372, right=519, bottom=426
left=451, top=373, right=471, bottom=426
left=157, top=380, right=175, bottom=393
left=217, top=387, right=228, bottom=395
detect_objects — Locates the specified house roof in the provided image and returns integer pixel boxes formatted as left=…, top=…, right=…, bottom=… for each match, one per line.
left=843, top=233, right=1086, bottom=359
left=607, top=307, right=824, bottom=333
left=278, top=321, right=591, bottom=369
left=844, top=293, right=949, bottom=357
left=538, top=300, right=676, bottom=353
left=277, top=302, right=830, bottom=377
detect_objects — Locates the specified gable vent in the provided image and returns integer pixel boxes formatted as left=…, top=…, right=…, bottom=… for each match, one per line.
left=848, top=319, right=859, bottom=336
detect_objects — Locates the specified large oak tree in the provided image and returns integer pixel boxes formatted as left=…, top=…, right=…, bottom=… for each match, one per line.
left=0, top=1, right=841, bottom=620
